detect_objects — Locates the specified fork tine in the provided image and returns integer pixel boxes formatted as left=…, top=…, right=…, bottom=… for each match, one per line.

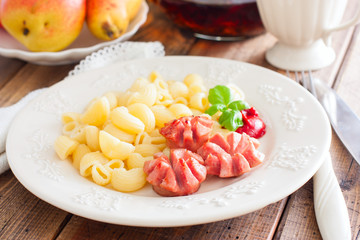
left=301, top=71, right=307, bottom=89
left=288, top=70, right=317, bottom=98
left=308, top=70, right=318, bottom=98
left=294, top=71, right=300, bottom=83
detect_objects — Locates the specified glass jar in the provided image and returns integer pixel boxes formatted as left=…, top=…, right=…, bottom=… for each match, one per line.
left=151, top=0, right=265, bottom=41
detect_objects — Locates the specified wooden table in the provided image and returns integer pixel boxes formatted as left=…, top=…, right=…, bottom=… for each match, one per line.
left=1, top=2, right=360, bottom=239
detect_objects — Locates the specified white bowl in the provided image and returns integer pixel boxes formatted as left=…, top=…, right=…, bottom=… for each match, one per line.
left=0, top=1, right=149, bottom=65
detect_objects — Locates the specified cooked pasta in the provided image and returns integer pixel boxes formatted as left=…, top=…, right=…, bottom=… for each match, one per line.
left=91, top=163, right=112, bottom=185
left=104, top=159, right=125, bottom=171
left=111, top=168, right=147, bottom=192
left=62, top=121, right=78, bottom=136
left=168, top=103, right=193, bottom=118
left=69, top=124, right=86, bottom=144
left=99, top=130, right=135, bottom=160
left=117, top=91, right=133, bottom=107
left=134, top=131, right=148, bottom=145
left=227, top=83, right=245, bottom=100
left=72, top=144, right=91, bottom=170
left=80, top=151, right=109, bottom=177
left=190, top=108, right=204, bottom=116
left=103, top=123, right=135, bottom=143
left=211, top=120, right=231, bottom=137
left=168, top=81, right=189, bottom=99
left=172, top=97, right=188, bottom=105
left=81, top=96, right=110, bottom=126
left=162, top=147, right=171, bottom=158
left=134, top=143, right=162, bottom=157
left=61, top=112, right=81, bottom=124
left=153, top=77, right=169, bottom=92
left=129, top=77, right=150, bottom=91
left=85, top=125, right=100, bottom=151
left=155, top=90, right=173, bottom=106
left=183, top=73, right=203, bottom=87
left=127, top=84, right=157, bottom=107
left=184, top=73, right=206, bottom=97
left=103, top=92, right=118, bottom=110
left=127, top=153, right=152, bottom=169
left=127, top=103, right=156, bottom=133
left=189, top=92, right=209, bottom=112
left=55, top=71, right=247, bottom=194
left=138, top=130, right=165, bottom=145
left=151, top=105, right=175, bottom=128
left=148, top=71, right=162, bottom=83
left=110, top=106, right=145, bottom=134
left=54, top=135, right=79, bottom=160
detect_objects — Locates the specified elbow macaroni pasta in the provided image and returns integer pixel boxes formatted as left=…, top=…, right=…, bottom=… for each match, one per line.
left=168, top=103, right=193, bottom=119
left=54, top=135, right=79, bottom=160
left=72, top=144, right=91, bottom=170
left=54, top=71, right=239, bottom=193
left=189, top=92, right=209, bottom=112
left=110, top=106, right=145, bottom=134
left=111, top=168, right=147, bottom=192
left=85, top=125, right=100, bottom=151
left=127, top=103, right=156, bottom=133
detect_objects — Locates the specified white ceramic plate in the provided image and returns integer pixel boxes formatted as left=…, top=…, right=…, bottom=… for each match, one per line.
left=6, top=56, right=331, bottom=227
left=0, top=2, right=148, bottom=65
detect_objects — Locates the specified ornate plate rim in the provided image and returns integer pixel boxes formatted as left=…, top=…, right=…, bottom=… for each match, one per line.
left=6, top=56, right=332, bottom=227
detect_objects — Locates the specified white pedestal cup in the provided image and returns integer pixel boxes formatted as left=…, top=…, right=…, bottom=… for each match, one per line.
left=257, top=0, right=360, bottom=71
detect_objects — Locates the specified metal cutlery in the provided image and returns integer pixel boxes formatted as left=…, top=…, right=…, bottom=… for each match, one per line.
left=287, top=70, right=351, bottom=240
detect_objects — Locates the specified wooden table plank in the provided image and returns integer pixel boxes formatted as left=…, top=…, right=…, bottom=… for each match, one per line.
left=0, top=171, right=71, bottom=240
left=0, top=63, right=75, bottom=238
left=0, top=63, right=75, bottom=107
left=275, top=181, right=321, bottom=240
left=336, top=25, right=360, bottom=114
left=188, top=32, right=276, bottom=69
left=0, top=56, right=26, bottom=89
left=56, top=200, right=286, bottom=240
left=131, top=2, right=196, bottom=55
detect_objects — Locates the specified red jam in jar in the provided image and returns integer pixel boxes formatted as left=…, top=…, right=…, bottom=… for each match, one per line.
left=152, top=0, right=265, bottom=40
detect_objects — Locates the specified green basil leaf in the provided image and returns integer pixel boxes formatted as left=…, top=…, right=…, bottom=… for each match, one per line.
left=227, top=100, right=250, bottom=111
left=218, top=109, right=243, bottom=131
left=205, top=104, right=227, bottom=116
left=208, top=85, right=232, bottom=105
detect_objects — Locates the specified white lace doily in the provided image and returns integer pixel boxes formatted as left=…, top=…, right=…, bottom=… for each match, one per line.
left=67, top=41, right=165, bottom=78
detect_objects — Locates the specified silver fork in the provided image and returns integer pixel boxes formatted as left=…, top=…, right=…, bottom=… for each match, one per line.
left=287, top=70, right=351, bottom=240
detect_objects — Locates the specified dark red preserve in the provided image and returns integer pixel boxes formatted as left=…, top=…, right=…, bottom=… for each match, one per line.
left=236, top=107, right=266, bottom=139
left=151, top=0, right=265, bottom=40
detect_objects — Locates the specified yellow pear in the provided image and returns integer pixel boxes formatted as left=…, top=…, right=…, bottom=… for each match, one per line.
left=0, top=0, right=86, bottom=52
left=86, top=0, right=129, bottom=41
left=126, top=0, right=143, bottom=21
left=0, top=0, right=3, bottom=28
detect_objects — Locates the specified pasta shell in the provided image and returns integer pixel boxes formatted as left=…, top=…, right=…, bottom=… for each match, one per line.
left=111, top=168, right=147, bottom=192
left=99, top=131, right=135, bottom=159
left=81, top=97, right=110, bottom=126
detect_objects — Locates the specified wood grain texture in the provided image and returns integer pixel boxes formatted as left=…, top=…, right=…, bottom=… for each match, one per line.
left=131, top=2, right=196, bottom=55
left=0, top=64, right=74, bottom=106
left=275, top=181, right=321, bottom=240
left=56, top=200, right=285, bottom=240
left=0, top=56, right=26, bottom=89
left=335, top=25, right=360, bottom=115
left=0, top=171, right=70, bottom=240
